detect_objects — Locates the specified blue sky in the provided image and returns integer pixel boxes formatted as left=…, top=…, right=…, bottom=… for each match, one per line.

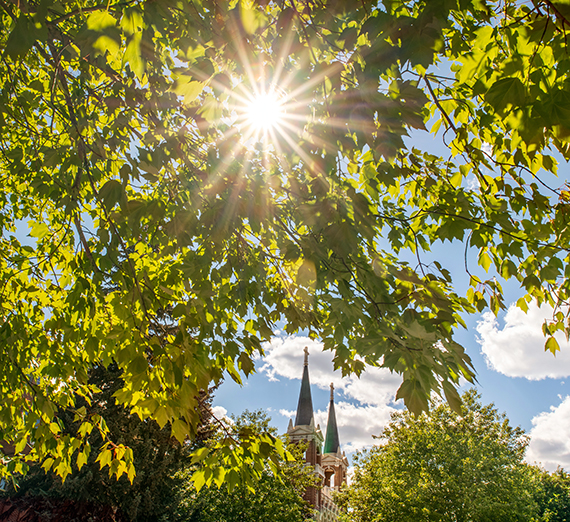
left=214, top=305, right=570, bottom=472
left=214, top=126, right=570, bottom=473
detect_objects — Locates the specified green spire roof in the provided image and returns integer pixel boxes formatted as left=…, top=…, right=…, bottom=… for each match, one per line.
left=324, top=383, right=340, bottom=454
left=294, top=347, right=314, bottom=426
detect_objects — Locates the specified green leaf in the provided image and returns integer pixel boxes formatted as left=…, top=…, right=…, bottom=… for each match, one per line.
left=396, top=379, right=429, bottom=416
left=199, top=97, right=222, bottom=122
left=479, top=252, right=492, bottom=272
left=450, top=171, right=462, bottom=188
left=123, top=32, right=145, bottom=81
left=99, top=179, right=125, bottom=211
left=93, top=34, right=120, bottom=61
left=41, top=458, right=55, bottom=472
left=14, top=438, right=27, bottom=454
left=191, top=446, right=210, bottom=465
left=171, top=419, right=189, bottom=444
left=128, top=355, right=148, bottom=376
left=87, top=10, right=117, bottom=31
left=173, top=80, right=204, bottom=104
left=442, top=381, right=462, bottom=414
left=501, top=259, right=517, bottom=279
left=191, top=469, right=207, bottom=492
left=516, top=296, right=530, bottom=313
left=212, top=466, right=227, bottom=488
left=4, top=16, right=43, bottom=60
left=121, top=8, right=143, bottom=35
left=77, top=449, right=89, bottom=471
left=485, top=77, right=526, bottom=114
left=239, top=3, right=263, bottom=34
left=96, top=447, right=113, bottom=469
left=154, top=406, right=169, bottom=430
left=29, top=222, right=49, bottom=239
left=545, top=336, right=560, bottom=355
left=238, top=352, right=255, bottom=376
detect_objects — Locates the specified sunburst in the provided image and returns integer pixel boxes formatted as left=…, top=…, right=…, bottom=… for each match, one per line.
left=231, top=82, right=296, bottom=148
left=244, top=90, right=285, bottom=134
left=204, top=29, right=348, bottom=168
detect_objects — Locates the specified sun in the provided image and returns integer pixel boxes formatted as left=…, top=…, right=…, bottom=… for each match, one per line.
left=244, top=90, right=285, bottom=134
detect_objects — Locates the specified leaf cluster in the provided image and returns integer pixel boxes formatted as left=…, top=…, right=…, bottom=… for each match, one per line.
left=1, top=365, right=209, bottom=521
left=161, top=409, right=317, bottom=522
left=529, top=466, right=570, bottom=522
left=1, top=0, right=569, bottom=488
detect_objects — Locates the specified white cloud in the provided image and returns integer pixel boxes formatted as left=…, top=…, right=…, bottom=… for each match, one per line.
left=280, top=408, right=295, bottom=419
left=527, top=396, right=570, bottom=471
left=260, top=335, right=401, bottom=452
left=211, top=405, right=233, bottom=424
left=260, top=335, right=401, bottom=406
left=476, top=303, right=570, bottom=380
left=481, top=142, right=491, bottom=154
left=342, top=367, right=401, bottom=406
left=466, top=175, right=480, bottom=191
left=260, top=336, right=340, bottom=384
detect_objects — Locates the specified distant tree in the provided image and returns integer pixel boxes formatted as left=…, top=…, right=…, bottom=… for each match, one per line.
left=530, top=467, right=570, bottom=522
left=164, top=410, right=316, bottom=522
left=339, top=390, right=536, bottom=521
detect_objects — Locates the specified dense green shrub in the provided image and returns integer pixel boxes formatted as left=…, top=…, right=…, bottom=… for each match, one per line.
left=3, top=365, right=213, bottom=521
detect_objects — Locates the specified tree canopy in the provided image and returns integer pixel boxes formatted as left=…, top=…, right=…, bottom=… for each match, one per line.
left=166, top=410, right=316, bottom=522
left=532, top=467, right=570, bottom=522
left=1, top=0, right=569, bottom=487
left=3, top=406, right=313, bottom=522
left=1, top=365, right=213, bottom=521
left=338, top=390, right=536, bottom=521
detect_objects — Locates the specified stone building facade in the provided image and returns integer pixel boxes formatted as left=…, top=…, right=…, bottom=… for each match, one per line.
left=287, top=348, right=349, bottom=521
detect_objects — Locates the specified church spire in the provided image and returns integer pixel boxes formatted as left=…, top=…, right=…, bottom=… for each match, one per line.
left=294, top=347, right=314, bottom=426
left=324, top=383, right=340, bottom=454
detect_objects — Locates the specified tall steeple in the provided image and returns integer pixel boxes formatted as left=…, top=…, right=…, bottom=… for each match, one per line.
left=288, top=346, right=324, bottom=511
left=295, top=347, right=314, bottom=426
left=321, top=381, right=348, bottom=494
left=288, top=352, right=347, bottom=517
left=324, top=383, right=340, bottom=454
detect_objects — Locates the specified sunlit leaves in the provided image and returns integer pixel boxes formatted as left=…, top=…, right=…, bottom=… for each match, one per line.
left=485, top=77, right=527, bottom=114
left=189, top=428, right=292, bottom=493
left=341, top=390, right=535, bottom=521
left=172, top=80, right=205, bottom=105
left=87, top=10, right=117, bottom=31
left=395, top=379, right=429, bottom=416
left=96, top=443, right=135, bottom=484
left=0, top=0, right=569, bottom=490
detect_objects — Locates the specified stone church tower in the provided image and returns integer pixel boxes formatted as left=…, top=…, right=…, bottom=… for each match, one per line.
left=287, top=348, right=348, bottom=521
left=321, top=383, right=349, bottom=521
left=286, top=347, right=325, bottom=508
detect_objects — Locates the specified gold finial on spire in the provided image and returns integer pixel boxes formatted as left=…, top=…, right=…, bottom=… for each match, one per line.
left=330, top=383, right=334, bottom=400
left=303, top=346, right=309, bottom=366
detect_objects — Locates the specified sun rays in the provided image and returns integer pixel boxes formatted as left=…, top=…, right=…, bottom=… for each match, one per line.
left=195, top=22, right=353, bottom=190
left=230, top=80, right=303, bottom=153
left=244, top=90, right=285, bottom=134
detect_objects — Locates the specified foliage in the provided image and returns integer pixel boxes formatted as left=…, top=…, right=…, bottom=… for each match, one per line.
left=0, top=496, right=126, bottom=522
left=530, top=466, right=570, bottom=522
left=1, top=365, right=214, bottom=521
left=338, top=390, right=536, bottom=521
left=162, top=410, right=316, bottom=522
left=1, top=0, right=570, bottom=487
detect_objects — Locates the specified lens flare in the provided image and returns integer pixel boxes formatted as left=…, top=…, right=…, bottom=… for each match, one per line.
left=245, top=91, right=285, bottom=133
